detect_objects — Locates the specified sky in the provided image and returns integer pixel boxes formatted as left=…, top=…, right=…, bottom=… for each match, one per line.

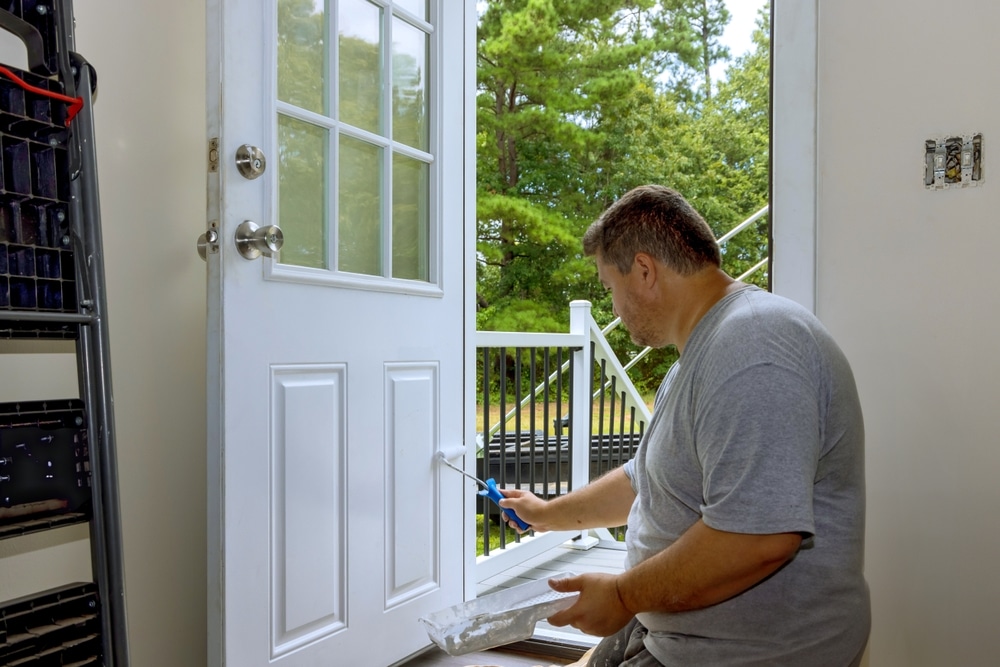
left=711, top=0, right=768, bottom=81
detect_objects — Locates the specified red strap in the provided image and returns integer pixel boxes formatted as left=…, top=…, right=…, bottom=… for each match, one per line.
left=0, top=65, right=84, bottom=126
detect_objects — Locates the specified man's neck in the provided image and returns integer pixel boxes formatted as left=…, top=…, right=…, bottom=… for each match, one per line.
left=674, top=269, right=740, bottom=355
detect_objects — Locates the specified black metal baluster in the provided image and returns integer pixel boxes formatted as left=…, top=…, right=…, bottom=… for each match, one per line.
left=608, top=375, right=618, bottom=475
left=512, top=348, right=522, bottom=543
left=596, top=358, right=608, bottom=479
left=572, top=349, right=591, bottom=491
left=628, top=406, right=637, bottom=463
left=556, top=348, right=565, bottom=494
left=497, top=346, right=507, bottom=549
left=617, top=388, right=627, bottom=470
left=481, top=346, right=491, bottom=556
left=542, top=350, right=551, bottom=499
left=528, top=348, right=537, bottom=500
left=514, top=347, right=522, bottom=487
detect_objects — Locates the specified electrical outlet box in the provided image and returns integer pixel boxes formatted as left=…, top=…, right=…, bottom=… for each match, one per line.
left=925, top=133, right=983, bottom=189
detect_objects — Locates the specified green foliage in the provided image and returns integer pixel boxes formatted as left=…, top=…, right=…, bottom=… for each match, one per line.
left=476, top=1, right=772, bottom=389
left=696, top=6, right=771, bottom=286
left=660, top=0, right=732, bottom=101
left=476, top=0, right=682, bottom=332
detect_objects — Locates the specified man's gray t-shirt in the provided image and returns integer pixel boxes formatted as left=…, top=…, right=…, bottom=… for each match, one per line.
left=622, top=285, right=870, bottom=665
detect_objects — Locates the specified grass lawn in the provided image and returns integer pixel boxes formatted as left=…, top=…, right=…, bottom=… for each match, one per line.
left=476, top=397, right=654, bottom=436
left=475, top=516, right=523, bottom=556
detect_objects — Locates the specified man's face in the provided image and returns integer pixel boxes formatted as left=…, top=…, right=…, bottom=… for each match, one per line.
left=596, top=253, right=659, bottom=348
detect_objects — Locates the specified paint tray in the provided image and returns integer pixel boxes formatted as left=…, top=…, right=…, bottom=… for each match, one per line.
left=419, top=573, right=579, bottom=656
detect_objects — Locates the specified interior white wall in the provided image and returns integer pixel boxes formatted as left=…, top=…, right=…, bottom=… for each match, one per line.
left=777, top=0, right=1000, bottom=664
left=0, top=1, right=207, bottom=666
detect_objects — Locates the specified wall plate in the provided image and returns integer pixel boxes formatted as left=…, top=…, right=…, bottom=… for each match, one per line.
left=925, top=133, right=983, bottom=189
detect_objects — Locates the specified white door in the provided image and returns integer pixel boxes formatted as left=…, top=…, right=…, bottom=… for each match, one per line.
left=205, top=1, right=472, bottom=665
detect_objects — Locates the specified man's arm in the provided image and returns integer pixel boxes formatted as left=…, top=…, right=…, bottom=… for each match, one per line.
left=497, top=466, right=636, bottom=533
left=547, top=520, right=802, bottom=636
left=617, top=519, right=802, bottom=611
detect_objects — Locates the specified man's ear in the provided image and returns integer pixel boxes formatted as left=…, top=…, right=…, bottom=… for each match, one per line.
left=632, top=252, right=657, bottom=287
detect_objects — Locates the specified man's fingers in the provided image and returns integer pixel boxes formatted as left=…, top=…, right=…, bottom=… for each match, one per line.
left=546, top=608, right=571, bottom=627
left=548, top=575, right=581, bottom=593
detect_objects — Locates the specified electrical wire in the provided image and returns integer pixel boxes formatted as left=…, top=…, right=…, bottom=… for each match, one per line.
left=0, top=64, right=83, bottom=125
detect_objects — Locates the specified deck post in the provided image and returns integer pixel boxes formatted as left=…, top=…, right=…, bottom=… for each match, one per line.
left=568, top=300, right=600, bottom=549
left=569, top=301, right=594, bottom=492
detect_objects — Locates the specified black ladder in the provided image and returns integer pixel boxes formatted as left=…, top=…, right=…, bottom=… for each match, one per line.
left=0, top=0, right=129, bottom=665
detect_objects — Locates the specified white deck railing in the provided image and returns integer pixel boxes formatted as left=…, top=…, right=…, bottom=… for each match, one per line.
left=474, top=301, right=650, bottom=581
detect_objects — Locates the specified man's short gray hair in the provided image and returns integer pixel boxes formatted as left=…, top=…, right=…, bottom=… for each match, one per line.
left=583, top=185, right=721, bottom=275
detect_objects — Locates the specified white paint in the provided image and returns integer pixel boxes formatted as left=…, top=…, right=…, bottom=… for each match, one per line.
left=205, top=1, right=468, bottom=665
left=271, top=366, right=346, bottom=652
left=421, top=575, right=578, bottom=656
left=387, top=366, right=438, bottom=606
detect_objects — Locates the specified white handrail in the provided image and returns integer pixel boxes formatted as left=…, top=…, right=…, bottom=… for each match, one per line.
left=737, top=257, right=769, bottom=282
left=479, top=295, right=655, bottom=444
left=716, top=204, right=769, bottom=245
left=475, top=331, right=583, bottom=444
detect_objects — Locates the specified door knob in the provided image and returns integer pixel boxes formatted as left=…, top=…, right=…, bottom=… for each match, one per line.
left=235, top=220, right=283, bottom=260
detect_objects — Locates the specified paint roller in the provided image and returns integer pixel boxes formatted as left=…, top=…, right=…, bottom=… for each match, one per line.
left=436, top=447, right=530, bottom=531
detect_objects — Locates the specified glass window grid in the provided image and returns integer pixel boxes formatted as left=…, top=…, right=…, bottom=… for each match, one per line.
left=276, top=0, right=436, bottom=284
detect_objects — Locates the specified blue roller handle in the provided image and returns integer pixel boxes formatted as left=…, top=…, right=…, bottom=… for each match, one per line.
left=480, top=478, right=530, bottom=531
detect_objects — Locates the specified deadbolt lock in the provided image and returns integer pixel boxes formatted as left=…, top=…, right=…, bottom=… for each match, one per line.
left=235, top=144, right=266, bottom=180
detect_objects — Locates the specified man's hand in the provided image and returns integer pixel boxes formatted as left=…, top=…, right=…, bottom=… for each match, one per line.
left=546, top=573, right=633, bottom=637
left=496, top=488, right=550, bottom=533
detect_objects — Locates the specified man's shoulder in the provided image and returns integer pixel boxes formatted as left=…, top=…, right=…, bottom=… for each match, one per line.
left=695, top=287, right=833, bottom=371
left=722, top=287, right=827, bottom=337
left=735, top=285, right=811, bottom=316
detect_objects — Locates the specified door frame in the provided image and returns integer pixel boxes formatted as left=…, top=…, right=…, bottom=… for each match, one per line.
left=460, top=0, right=478, bottom=605
left=771, top=0, right=818, bottom=311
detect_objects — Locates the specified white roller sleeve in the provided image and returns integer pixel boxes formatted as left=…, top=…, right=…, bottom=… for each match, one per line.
left=436, top=446, right=467, bottom=462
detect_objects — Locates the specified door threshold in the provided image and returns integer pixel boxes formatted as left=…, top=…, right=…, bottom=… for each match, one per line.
left=508, top=633, right=594, bottom=662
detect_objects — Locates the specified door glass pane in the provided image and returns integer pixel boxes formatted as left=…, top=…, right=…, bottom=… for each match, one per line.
left=277, top=0, right=326, bottom=114
left=339, top=0, right=381, bottom=133
left=338, top=135, right=382, bottom=276
left=278, top=114, right=327, bottom=269
left=274, top=1, right=436, bottom=285
left=392, top=154, right=429, bottom=281
left=391, top=18, right=428, bottom=151
left=394, top=0, right=428, bottom=21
